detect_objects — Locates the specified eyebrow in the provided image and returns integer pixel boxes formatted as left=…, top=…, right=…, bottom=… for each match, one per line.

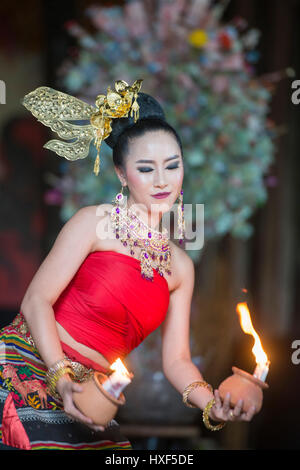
left=135, top=155, right=180, bottom=164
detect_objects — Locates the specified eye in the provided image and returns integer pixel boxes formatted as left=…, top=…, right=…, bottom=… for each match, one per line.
left=138, top=167, right=153, bottom=173
left=167, top=164, right=179, bottom=170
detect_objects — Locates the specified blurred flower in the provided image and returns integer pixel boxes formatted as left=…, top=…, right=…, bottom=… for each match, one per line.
left=211, top=75, right=229, bottom=93
left=218, top=31, right=232, bottom=50
left=188, top=29, right=208, bottom=48
left=265, top=175, right=278, bottom=187
left=242, top=29, right=261, bottom=49
left=219, top=53, right=244, bottom=71
left=51, top=0, right=280, bottom=248
left=44, top=189, right=63, bottom=205
left=246, top=51, right=260, bottom=64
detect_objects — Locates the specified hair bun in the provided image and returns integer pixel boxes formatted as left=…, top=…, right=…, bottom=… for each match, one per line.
left=105, top=92, right=166, bottom=149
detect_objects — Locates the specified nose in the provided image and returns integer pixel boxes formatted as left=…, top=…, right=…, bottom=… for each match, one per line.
left=154, top=167, right=168, bottom=189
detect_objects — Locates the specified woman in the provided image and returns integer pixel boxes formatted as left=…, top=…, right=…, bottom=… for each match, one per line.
left=0, top=83, right=256, bottom=450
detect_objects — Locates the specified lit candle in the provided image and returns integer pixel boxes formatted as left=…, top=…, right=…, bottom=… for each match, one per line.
left=253, top=360, right=270, bottom=382
left=236, top=302, right=270, bottom=382
left=102, top=358, right=134, bottom=399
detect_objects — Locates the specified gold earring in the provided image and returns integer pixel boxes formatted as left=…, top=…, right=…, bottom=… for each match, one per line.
left=112, top=184, right=127, bottom=240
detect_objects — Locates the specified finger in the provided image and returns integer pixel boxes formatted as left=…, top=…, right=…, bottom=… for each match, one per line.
left=214, top=389, right=222, bottom=408
left=87, top=424, right=105, bottom=432
left=222, top=392, right=231, bottom=413
left=232, top=399, right=244, bottom=417
left=66, top=405, right=94, bottom=425
left=65, top=404, right=104, bottom=430
left=71, top=383, right=83, bottom=393
left=244, top=405, right=256, bottom=421
left=64, top=394, right=93, bottom=424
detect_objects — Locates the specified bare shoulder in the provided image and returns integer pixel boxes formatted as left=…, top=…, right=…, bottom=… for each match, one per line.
left=169, top=240, right=195, bottom=289
left=20, top=204, right=112, bottom=307
left=80, top=203, right=112, bottom=219
left=79, top=204, right=113, bottom=227
left=83, top=204, right=115, bottom=251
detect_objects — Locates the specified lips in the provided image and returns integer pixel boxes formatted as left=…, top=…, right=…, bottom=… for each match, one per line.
left=151, top=192, right=171, bottom=199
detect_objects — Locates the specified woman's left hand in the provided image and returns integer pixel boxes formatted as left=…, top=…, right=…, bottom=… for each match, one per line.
left=209, top=389, right=256, bottom=423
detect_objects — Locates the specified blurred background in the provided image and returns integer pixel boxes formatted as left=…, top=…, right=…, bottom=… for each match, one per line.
left=0, top=0, right=299, bottom=450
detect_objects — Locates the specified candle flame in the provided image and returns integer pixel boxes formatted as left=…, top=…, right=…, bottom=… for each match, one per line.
left=110, top=358, right=129, bottom=375
left=236, top=302, right=269, bottom=366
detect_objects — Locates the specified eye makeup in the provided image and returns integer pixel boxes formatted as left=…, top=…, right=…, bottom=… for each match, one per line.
left=138, top=163, right=180, bottom=173
left=136, top=155, right=181, bottom=173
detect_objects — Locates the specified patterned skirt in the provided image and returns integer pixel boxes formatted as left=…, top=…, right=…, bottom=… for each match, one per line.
left=0, top=313, right=133, bottom=450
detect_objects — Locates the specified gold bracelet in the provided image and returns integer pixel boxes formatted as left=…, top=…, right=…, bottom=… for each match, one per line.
left=203, top=398, right=226, bottom=431
left=182, top=381, right=213, bottom=408
left=46, top=358, right=72, bottom=379
left=46, top=366, right=75, bottom=398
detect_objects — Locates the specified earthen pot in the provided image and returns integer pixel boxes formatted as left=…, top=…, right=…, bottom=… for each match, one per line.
left=218, top=366, right=269, bottom=414
left=72, top=371, right=126, bottom=426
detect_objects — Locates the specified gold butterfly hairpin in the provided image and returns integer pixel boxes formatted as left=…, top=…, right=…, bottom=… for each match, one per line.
left=21, top=79, right=143, bottom=175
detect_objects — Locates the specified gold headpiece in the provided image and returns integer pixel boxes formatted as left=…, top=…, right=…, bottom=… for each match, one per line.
left=21, top=79, right=143, bottom=176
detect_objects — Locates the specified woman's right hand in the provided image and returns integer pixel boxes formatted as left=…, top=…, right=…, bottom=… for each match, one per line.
left=56, top=374, right=105, bottom=432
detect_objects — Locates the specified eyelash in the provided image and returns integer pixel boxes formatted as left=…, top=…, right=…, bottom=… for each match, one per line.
left=138, top=164, right=179, bottom=173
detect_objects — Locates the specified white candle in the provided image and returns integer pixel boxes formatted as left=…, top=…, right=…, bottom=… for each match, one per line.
left=101, top=358, right=134, bottom=399
left=253, top=360, right=270, bottom=382
left=102, top=371, right=132, bottom=399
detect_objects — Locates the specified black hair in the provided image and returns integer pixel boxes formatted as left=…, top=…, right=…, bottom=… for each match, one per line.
left=112, top=117, right=184, bottom=170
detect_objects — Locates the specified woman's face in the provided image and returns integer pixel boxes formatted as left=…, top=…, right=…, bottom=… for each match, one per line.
left=116, top=130, right=184, bottom=223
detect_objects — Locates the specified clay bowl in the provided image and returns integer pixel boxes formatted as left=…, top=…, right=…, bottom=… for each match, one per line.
left=218, top=366, right=269, bottom=414
left=72, top=371, right=126, bottom=426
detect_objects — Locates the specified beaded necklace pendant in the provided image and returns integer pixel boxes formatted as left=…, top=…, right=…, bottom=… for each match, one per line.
left=110, top=198, right=171, bottom=281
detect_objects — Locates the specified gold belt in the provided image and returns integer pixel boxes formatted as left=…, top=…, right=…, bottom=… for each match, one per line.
left=12, top=313, right=94, bottom=383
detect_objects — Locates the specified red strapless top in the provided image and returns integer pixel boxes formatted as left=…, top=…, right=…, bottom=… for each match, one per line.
left=52, top=251, right=170, bottom=372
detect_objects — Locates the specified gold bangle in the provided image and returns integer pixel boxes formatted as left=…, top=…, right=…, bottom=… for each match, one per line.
left=47, top=366, right=74, bottom=393
left=203, top=398, right=226, bottom=431
left=46, top=359, right=72, bottom=387
left=182, top=381, right=213, bottom=408
left=46, top=366, right=75, bottom=398
left=46, top=358, right=72, bottom=378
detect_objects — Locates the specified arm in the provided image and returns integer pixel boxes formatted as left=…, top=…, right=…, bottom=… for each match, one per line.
left=21, top=206, right=97, bottom=367
left=161, top=251, right=255, bottom=424
left=20, top=205, right=105, bottom=430
left=161, top=251, right=214, bottom=410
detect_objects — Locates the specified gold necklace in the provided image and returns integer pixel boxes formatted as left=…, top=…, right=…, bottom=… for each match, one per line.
left=111, top=200, right=171, bottom=281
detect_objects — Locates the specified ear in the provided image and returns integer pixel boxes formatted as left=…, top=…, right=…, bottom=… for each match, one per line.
left=114, top=166, right=127, bottom=187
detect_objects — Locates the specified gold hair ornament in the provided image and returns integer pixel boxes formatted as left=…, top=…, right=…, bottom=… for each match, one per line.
left=21, top=79, right=143, bottom=176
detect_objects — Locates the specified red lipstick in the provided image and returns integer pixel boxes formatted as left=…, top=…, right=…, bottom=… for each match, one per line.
left=151, top=192, right=171, bottom=199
